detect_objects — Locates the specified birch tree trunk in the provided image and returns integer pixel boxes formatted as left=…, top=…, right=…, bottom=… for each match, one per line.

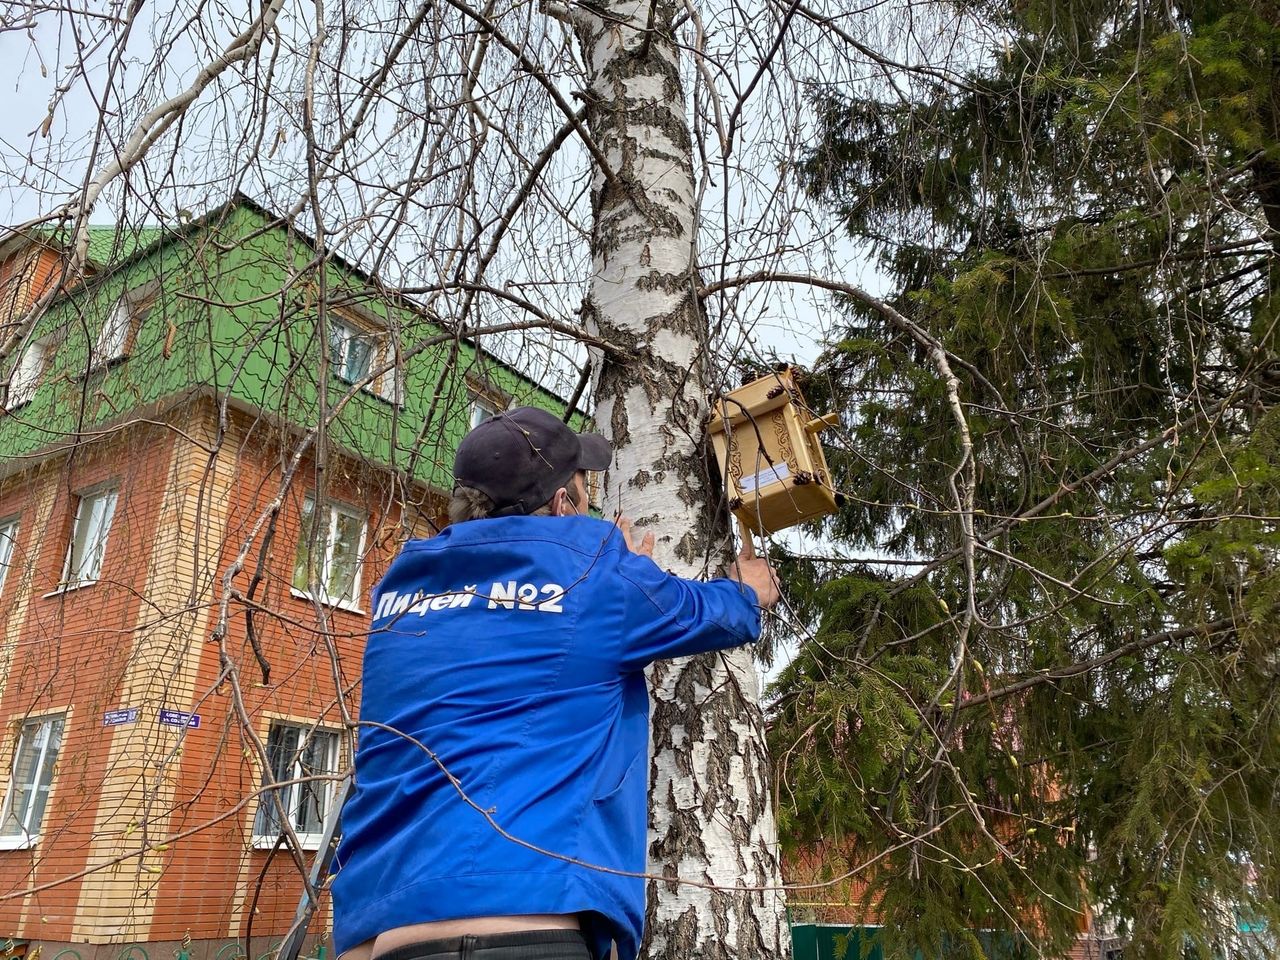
left=570, top=2, right=790, bottom=957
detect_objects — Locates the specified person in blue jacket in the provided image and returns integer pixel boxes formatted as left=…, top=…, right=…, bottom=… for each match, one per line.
left=332, top=406, right=780, bottom=960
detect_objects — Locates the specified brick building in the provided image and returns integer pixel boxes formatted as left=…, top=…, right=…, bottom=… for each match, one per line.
left=782, top=829, right=1124, bottom=959
left=0, top=198, right=575, bottom=960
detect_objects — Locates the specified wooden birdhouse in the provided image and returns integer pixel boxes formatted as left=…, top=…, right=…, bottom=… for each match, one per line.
left=709, top=368, right=842, bottom=535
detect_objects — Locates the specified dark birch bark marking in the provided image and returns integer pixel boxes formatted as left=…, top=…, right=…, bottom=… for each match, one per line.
left=569, top=1, right=789, bottom=956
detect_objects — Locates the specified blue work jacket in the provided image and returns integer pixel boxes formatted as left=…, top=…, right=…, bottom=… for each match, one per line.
left=331, top=515, right=761, bottom=960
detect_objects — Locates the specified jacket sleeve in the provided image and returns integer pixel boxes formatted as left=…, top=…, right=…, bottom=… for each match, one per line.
left=616, top=549, right=761, bottom=672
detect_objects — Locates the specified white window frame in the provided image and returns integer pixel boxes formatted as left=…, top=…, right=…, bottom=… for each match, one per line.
left=0, top=517, right=17, bottom=597
left=93, top=287, right=153, bottom=369
left=373, top=337, right=404, bottom=406
left=6, top=334, right=51, bottom=409
left=252, top=721, right=341, bottom=850
left=0, top=714, right=66, bottom=850
left=291, top=497, right=367, bottom=612
left=469, top=392, right=503, bottom=429
left=59, top=487, right=119, bottom=590
left=96, top=301, right=134, bottom=365
left=330, top=317, right=401, bottom=405
left=328, top=318, right=375, bottom=385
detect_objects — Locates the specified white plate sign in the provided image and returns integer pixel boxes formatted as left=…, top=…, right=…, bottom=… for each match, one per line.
left=739, top=461, right=791, bottom=493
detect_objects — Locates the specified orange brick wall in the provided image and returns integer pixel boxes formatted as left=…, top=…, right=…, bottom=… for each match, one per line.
left=0, top=425, right=176, bottom=941
left=0, top=400, right=431, bottom=954
left=784, top=841, right=1116, bottom=960
left=0, top=246, right=79, bottom=329
left=148, top=418, right=403, bottom=947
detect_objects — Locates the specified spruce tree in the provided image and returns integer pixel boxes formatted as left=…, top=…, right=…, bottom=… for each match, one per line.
left=769, top=3, right=1280, bottom=958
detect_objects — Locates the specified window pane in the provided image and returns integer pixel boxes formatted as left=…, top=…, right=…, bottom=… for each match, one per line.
left=96, top=303, right=130, bottom=364
left=327, top=511, right=363, bottom=603
left=327, top=322, right=348, bottom=382
left=255, top=724, right=301, bottom=837
left=256, top=724, right=337, bottom=838
left=470, top=397, right=500, bottom=430
left=10, top=341, right=45, bottom=406
left=1, top=725, right=39, bottom=836
left=66, top=500, right=90, bottom=583
left=329, top=321, right=374, bottom=384
left=1, top=717, right=63, bottom=837
left=0, top=786, right=27, bottom=836
left=342, top=335, right=373, bottom=383
left=85, top=491, right=117, bottom=580
left=68, top=490, right=117, bottom=584
left=253, top=788, right=280, bottom=837
left=297, top=731, right=337, bottom=834
left=292, top=498, right=319, bottom=592
left=0, top=520, right=17, bottom=594
left=274, top=724, right=300, bottom=777
left=24, top=719, right=62, bottom=836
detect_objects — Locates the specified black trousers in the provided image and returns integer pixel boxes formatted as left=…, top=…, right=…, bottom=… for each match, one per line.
left=378, top=931, right=592, bottom=960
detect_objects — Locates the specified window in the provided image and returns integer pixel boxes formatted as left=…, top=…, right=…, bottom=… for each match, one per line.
left=372, top=338, right=404, bottom=405
left=6, top=335, right=51, bottom=408
left=292, top=498, right=366, bottom=608
left=93, top=285, right=155, bottom=368
left=253, top=722, right=340, bottom=847
left=62, top=488, right=118, bottom=588
left=0, top=715, right=65, bottom=848
left=329, top=318, right=401, bottom=404
left=329, top=318, right=376, bottom=385
left=470, top=393, right=502, bottom=429
left=0, top=518, right=17, bottom=596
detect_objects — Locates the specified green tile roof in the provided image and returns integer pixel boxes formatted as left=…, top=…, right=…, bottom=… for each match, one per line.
left=11, top=224, right=167, bottom=268
left=83, top=225, right=166, bottom=266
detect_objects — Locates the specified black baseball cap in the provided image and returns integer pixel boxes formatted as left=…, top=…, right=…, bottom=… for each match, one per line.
left=453, top=406, right=612, bottom=516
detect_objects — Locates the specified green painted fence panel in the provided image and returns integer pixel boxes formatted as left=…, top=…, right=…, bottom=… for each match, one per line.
left=790, top=924, right=1025, bottom=960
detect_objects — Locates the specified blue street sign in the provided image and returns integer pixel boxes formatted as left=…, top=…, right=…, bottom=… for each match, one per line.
left=103, top=709, right=140, bottom=727
left=158, top=709, right=201, bottom=729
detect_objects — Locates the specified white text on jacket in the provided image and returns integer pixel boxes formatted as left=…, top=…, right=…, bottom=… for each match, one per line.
left=374, top=582, right=567, bottom=620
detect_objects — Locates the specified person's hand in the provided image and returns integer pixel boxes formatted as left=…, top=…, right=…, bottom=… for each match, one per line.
left=617, top=516, right=655, bottom=558
left=726, top=533, right=780, bottom=609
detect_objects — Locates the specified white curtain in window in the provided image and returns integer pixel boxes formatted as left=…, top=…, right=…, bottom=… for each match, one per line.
left=470, top=395, right=500, bottom=429
left=68, top=490, right=118, bottom=584
left=375, top=340, right=403, bottom=404
left=8, top=340, right=46, bottom=406
left=95, top=301, right=132, bottom=365
left=1, top=716, right=64, bottom=838
left=328, top=510, right=364, bottom=603
left=254, top=724, right=338, bottom=838
left=0, top=520, right=17, bottom=594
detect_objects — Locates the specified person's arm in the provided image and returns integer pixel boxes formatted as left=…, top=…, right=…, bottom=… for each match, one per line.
left=615, top=520, right=779, bottom=671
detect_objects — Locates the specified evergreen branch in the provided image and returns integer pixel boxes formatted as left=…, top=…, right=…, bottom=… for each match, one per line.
left=1037, top=238, right=1272, bottom=280
left=956, top=618, right=1237, bottom=711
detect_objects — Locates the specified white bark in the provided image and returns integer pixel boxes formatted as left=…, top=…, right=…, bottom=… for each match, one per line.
left=573, top=2, right=789, bottom=957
